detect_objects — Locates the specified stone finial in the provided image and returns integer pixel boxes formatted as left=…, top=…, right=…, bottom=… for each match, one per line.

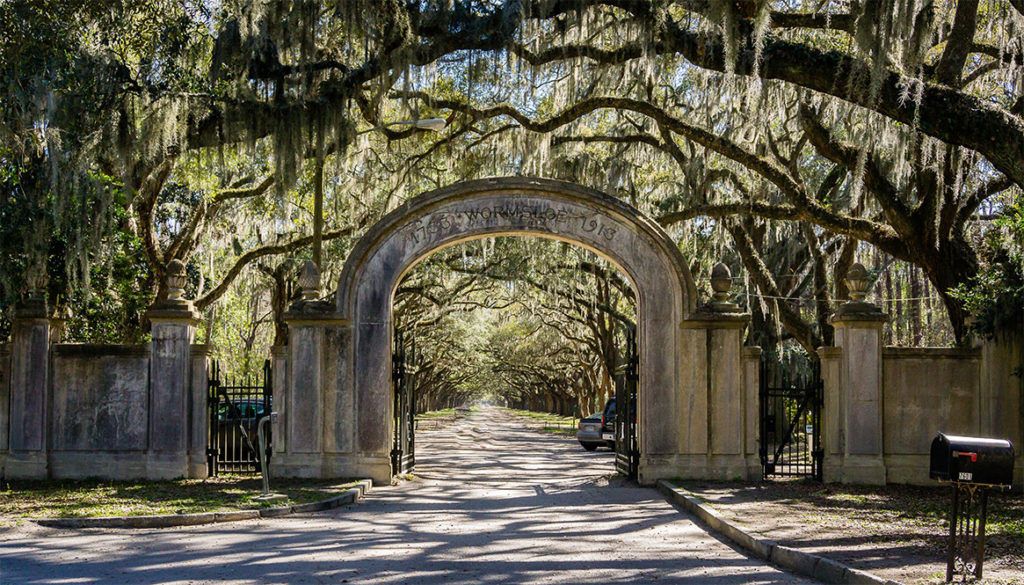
left=709, top=262, right=739, bottom=312
left=166, top=259, right=187, bottom=301
left=832, top=261, right=886, bottom=320
left=15, top=263, right=49, bottom=318
left=145, top=259, right=199, bottom=321
left=844, top=262, right=871, bottom=302
left=25, top=265, right=48, bottom=300
left=298, top=260, right=321, bottom=301
left=711, top=263, right=731, bottom=301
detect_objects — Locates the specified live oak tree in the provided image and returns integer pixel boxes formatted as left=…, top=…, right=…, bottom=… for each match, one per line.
left=3, top=0, right=1022, bottom=348
left=395, top=237, right=635, bottom=415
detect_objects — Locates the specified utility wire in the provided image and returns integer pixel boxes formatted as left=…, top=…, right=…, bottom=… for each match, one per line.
left=742, top=293, right=946, bottom=303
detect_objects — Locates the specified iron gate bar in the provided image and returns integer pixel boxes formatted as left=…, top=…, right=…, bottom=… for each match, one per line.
left=207, top=359, right=272, bottom=476
left=614, top=328, right=639, bottom=480
left=391, top=329, right=416, bottom=475
left=769, top=391, right=814, bottom=468
left=759, top=354, right=822, bottom=480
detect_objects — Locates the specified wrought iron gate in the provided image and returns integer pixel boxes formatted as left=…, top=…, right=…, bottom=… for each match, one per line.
left=207, top=360, right=272, bottom=475
left=759, top=353, right=822, bottom=480
left=392, top=329, right=416, bottom=475
left=614, top=328, right=639, bottom=479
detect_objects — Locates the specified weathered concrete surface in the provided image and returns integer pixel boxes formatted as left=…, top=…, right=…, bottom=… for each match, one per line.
left=147, top=318, right=198, bottom=479
left=0, top=408, right=812, bottom=585
left=882, top=348, right=981, bottom=485
left=979, top=332, right=1024, bottom=486
left=828, top=313, right=889, bottom=485
left=823, top=320, right=1023, bottom=488
left=51, top=345, right=150, bottom=452
left=48, top=343, right=152, bottom=479
left=5, top=314, right=50, bottom=478
left=189, top=345, right=212, bottom=478
left=279, top=177, right=762, bottom=485
left=0, top=343, right=9, bottom=454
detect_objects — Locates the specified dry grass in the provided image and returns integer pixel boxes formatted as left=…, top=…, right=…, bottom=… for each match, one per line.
left=675, top=479, right=1024, bottom=585
left=0, top=475, right=358, bottom=525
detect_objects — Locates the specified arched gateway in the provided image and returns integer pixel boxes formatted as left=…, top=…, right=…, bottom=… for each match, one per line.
left=272, top=177, right=762, bottom=485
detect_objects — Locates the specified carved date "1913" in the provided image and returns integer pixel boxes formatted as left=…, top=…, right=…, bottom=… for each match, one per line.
left=401, top=204, right=617, bottom=245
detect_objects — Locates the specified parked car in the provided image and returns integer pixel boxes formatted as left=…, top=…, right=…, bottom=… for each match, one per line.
left=215, top=398, right=271, bottom=462
left=577, top=398, right=617, bottom=451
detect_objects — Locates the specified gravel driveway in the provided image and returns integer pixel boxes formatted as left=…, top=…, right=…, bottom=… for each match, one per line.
left=0, top=407, right=813, bottom=584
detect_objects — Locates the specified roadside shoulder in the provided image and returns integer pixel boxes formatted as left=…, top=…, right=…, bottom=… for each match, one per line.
left=33, top=479, right=372, bottom=530
left=657, top=480, right=903, bottom=585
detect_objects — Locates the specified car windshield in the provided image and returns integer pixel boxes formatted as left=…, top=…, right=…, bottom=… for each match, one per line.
left=218, top=400, right=266, bottom=420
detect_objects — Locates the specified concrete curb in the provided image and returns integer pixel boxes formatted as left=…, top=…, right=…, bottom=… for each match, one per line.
left=34, top=479, right=372, bottom=529
left=657, top=480, right=903, bottom=585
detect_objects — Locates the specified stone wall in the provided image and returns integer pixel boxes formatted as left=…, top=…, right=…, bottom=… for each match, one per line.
left=0, top=338, right=209, bottom=481
left=2, top=262, right=209, bottom=480
left=881, top=348, right=982, bottom=484
left=823, top=337, right=1023, bottom=487
left=48, top=344, right=151, bottom=478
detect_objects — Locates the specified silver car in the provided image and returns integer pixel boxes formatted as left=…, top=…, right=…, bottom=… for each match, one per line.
left=577, top=412, right=614, bottom=451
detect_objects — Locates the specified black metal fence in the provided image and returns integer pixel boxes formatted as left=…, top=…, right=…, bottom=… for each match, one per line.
left=207, top=360, right=272, bottom=475
left=759, top=354, right=823, bottom=480
left=614, top=328, right=639, bottom=480
left=392, top=330, right=415, bottom=475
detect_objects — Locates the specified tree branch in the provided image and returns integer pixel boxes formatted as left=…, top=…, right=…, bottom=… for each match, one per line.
left=194, top=225, right=355, bottom=310
left=934, top=0, right=979, bottom=86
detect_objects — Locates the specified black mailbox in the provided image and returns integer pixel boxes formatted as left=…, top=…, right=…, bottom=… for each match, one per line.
left=929, top=433, right=1015, bottom=488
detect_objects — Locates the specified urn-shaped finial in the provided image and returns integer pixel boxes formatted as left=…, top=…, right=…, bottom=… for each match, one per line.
left=710, top=262, right=732, bottom=303
left=845, top=262, right=871, bottom=302
left=298, top=260, right=321, bottom=301
left=25, top=265, right=48, bottom=300
left=166, top=259, right=187, bottom=301
left=709, top=262, right=740, bottom=312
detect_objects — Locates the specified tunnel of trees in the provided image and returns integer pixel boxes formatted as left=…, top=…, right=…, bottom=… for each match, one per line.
left=1, top=0, right=1022, bottom=410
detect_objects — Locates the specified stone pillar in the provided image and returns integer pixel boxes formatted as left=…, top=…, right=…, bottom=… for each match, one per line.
left=270, top=345, right=289, bottom=456
left=741, top=345, right=762, bottom=477
left=5, top=269, right=51, bottom=478
left=0, top=343, right=10, bottom=456
left=828, top=263, right=888, bottom=485
left=978, top=331, right=1024, bottom=487
left=675, top=263, right=759, bottom=480
left=188, top=344, right=212, bottom=478
left=274, top=262, right=356, bottom=479
left=145, top=260, right=201, bottom=479
left=818, top=346, right=843, bottom=483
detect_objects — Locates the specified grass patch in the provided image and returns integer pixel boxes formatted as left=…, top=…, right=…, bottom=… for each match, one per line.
left=501, top=408, right=579, bottom=437
left=417, top=408, right=458, bottom=420
left=541, top=426, right=577, bottom=436
left=0, top=475, right=357, bottom=524
left=501, top=407, right=576, bottom=424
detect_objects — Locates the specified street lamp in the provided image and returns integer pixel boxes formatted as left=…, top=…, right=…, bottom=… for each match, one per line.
left=312, top=117, right=448, bottom=269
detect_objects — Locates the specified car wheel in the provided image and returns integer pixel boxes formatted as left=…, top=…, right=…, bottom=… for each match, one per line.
left=581, top=443, right=598, bottom=451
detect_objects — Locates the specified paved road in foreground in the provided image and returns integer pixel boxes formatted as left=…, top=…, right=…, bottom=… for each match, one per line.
left=1, top=407, right=813, bottom=584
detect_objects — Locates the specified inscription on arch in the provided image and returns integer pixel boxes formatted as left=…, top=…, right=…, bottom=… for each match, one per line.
left=400, top=203, right=618, bottom=248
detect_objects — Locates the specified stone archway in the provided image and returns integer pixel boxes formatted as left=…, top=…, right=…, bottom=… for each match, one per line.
left=274, top=177, right=761, bottom=485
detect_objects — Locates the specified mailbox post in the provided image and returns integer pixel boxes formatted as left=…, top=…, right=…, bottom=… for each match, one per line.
left=929, top=433, right=1015, bottom=582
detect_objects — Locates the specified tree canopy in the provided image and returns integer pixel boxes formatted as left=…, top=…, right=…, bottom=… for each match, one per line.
left=2, top=0, right=1022, bottom=398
